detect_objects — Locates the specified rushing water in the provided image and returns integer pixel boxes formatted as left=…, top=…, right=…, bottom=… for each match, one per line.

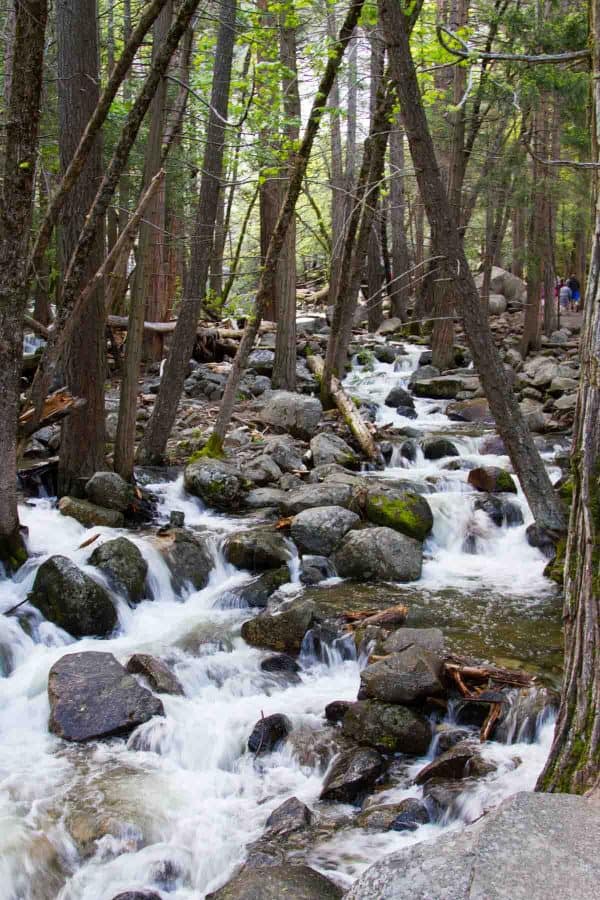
left=0, top=342, right=563, bottom=898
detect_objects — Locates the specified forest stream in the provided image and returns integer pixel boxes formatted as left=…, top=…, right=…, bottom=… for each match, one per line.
left=0, top=343, right=563, bottom=899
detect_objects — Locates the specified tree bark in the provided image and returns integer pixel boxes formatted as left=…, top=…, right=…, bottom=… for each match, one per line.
left=389, top=117, right=411, bottom=320
left=56, top=0, right=106, bottom=497
left=137, top=0, right=237, bottom=465
left=366, top=26, right=385, bottom=334
left=207, top=0, right=365, bottom=455
left=379, top=0, right=566, bottom=535
left=0, top=0, right=48, bottom=569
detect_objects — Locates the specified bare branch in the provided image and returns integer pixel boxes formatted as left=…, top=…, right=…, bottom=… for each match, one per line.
left=437, top=25, right=590, bottom=65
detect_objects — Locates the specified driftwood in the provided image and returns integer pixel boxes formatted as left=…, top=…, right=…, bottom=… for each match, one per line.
left=343, top=603, right=409, bottom=630
left=107, top=315, right=276, bottom=339
left=444, top=656, right=536, bottom=691
left=306, top=354, right=381, bottom=462
left=19, top=388, right=86, bottom=441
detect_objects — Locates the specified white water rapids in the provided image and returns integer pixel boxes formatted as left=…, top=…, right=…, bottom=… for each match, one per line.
left=0, top=342, right=562, bottom=898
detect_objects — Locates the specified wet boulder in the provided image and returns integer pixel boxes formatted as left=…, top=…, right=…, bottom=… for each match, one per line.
left=299, top=555, right=336, bottom=585
left=207, top=865, right=343, bottom=900
left=241, top=600, right=316, bottom=654
left=255, top=390, right=322, bottom=440
left=342, top=700, right=432, bottom=755
left=58, top=496, right=124, bottom=528
left=260, top=654, right=301, bottom=677
left=526, top=523, right=558, bottom=558
left=364, top=491, right=433, bottom=542
left=358, top=798, right=429, bottom=832
left=383, top=627, right=445, bottom=656
left=384, top=386, right=414, bottom=409
left=468, top=466, right=517, bottom=494
left=320, top=747, right=386, bottom=803
left=423, top=776, right=475, bottom=820
left=412, top=376, right=463, bottom=400
left=28, top=555, right=117, bottom=637
left=161, top=529, right=214, bottom=591
left=247, top=713, right=292, bottom=754
left=474, top=494, right=524, bottom=527
left=85, top=471, right=135, bottom=512
left=48, top=651, right=164, bottom=742
left=89, top=537, right=148, bottom=604
left=373, top=344, right=398, bottom=363
left=421, top=437, right=459, bottom=460
left=291, top=505, right=360, bottom=556
left=415, top=743, right=478, bottom=784
left=265, top=796, right=313, bottom=835
left=183, top=458, right=249, bottom=510
left=126, top=653, right=184, bottom=696
left=359, top=645, right=445, bottom=705
left=112, top=893, right=162, bottom=900
left=242, top=455, right=282, bottom=486
left=310, top=432, right=359, bottom=468
left=325, top=700, right=353, bottom=724
left=446, top=397, right=494, bottom=424
left=409, top=364, right=440, bottom=386
left=279, top=482, right=354, bottom=516
left=495, top=686, right=559, bottom=743
left=223, top=528, right=292, bottom=571
left=332, top=527, right=422, bottom=583
left=232, top=568, right=289, bottom=608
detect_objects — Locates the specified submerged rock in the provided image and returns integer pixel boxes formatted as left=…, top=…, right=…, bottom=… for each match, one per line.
left=291, top=505, right=359, bottom=556
left=332, top=527, right=422, bottom=583
left=232, top=568, right=289, bottom=608
left=48, top=652, right=164, bottom=742
left=58, top=496, right=124, bottom=528
left=320, top=747, right=386, bottom=803
left=342, top=700, right=432, bottom=755
left=184, top=458, right=249, bottom=510
left=89, top=537, right=148, bottom=604
left=260, top=654, right=301, bottom=676
left=161, top=529, right=214, bottom=591
left=112, top=893, right=162, bottom=900
left=357, top=798, right=429, bottom=832
left=85, top=471, right=135, bottom=512
left=207, top=865, right=343, bottom=899
left=126, top=653, right=184, bottom=696
left=247, top=713, right=292, bottom=754
left=299, top=555, right=336, bottom=585
left=28, top=555, right=117, bottom=637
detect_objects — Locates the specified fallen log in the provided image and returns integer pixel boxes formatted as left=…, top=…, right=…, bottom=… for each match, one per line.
left=107, top=315, right=276, bottom=339
left=306, top=354, right=381, bottom=462
left=18, top=389, right=86, bottom=444
left=343, top=603, right=409, bottom=629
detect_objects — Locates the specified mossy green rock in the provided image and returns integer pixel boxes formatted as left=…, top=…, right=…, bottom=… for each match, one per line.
left=365, top=492, right=433, bottom=541
left=342, top=699, right=432, bottom=755
left=58, top=496, right=124, bottom=528
left=184, top=457, right=249, bottom=510
left=468, top=466, right=517, bottom=494
left=89, top=537, right=148, bottom=603
left=28, top=555, right=117, bottom=637
left=241, top=601, right=316, bottom=653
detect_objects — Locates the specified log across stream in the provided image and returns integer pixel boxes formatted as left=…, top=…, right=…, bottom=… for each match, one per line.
left=0, top=343, right=564, bottom=898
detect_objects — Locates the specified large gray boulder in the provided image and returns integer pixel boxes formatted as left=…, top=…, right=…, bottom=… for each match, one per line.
left=342, top=700, right=432, bottom=755
left=332, top=527, right=422, bottom=582
left=346, top=792, right=600, bottom=900
left=265, top=436, right=307, bottom=473
left=241, top=601, right=316, bottom=654
left=383, top=627, right=445, bottom=655
left=475, top=266, right=526, bottom=305
left=161, top=529, right=214, bottom=591
left=207, top=865, right=343, bottom=900
left=488, top=293, right=507, bottom=315
left=184, top=458, right=249, bottom=510
left=58, top=496, right=124, bottom=528
left=223, top=528, right=292, bottom=571
left=48, top=652, right=164, bottom=742
left=291, top=505, right=359, bottom=556
left=89, top=537, right=147, bottom=604
left=85, top=471, right=135, bottom=512
left=279, top=482, right=354, bottom=516
left=255, top=390, right=322, bottom=440
left=359, top=644, right=444, bottom=704
left=412, top=376, right=463, bottom=399
left=28, top=555, right=117, bottom=637
left=242, top=455, right=282, bottom=486
left=310, top=432, right=359, bottom=468
left=247, top=713, right=292, bottom=754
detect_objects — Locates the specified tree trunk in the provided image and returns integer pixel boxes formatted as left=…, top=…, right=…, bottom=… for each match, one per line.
left=56, top=0, right=107, bottom=498
left=328, top=10, right=346, bottom=306
left=207, top=0, right=365, bottom=455
left=379, top=0, right=566, bottom=535
left=366, top=26, right=385, bottom=334
left=0, top=0, right=48, bottom=569
left=389, top=118, right=411, bottom=320
left=272, top=18, right=301, bottom=391
left=521, top=146, right=544, bottom=357
left=137, top=0, right=237, bottom=465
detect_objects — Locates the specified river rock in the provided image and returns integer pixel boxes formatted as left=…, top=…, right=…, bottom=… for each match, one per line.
left=364, top=490, right=433, bottom=541
left=383, top=627, right=445, bottom=655
left=290, top=506, right=359, bottom=556
left=325, top=700, right=353, bottom=723
left=299, top=555, right=336, bottom=585
left=265, top=796, right=313, bottom=835
left=346, top=792, right=600, bottom=900
left=232, top=568, right=289, bottom=608
left=548, top=375, right=578, bottom=396
left=377, top=317, right=403, bottom=336
left=266, top=436, right=307, bottom=473
left=241, top=601, right=316, bottom=653
left=161, top=529, right=214, bottom=590
left=332, top=527, right=422, bottom=582
left=28, top=555, right=117, bottom=637
left=89, top=537, right=148, bottom=604
left=183, top=458, right=249, bottom=510
left=260, top=654, right=301, bottom=676
left=126, top=653, right=184, bottom=696
left=422, top=777, right=470, bottom=818
left=320, top=747, right=386, bottom=803
left=244, top=487, right=287, bottom=510
left=384, top=386, right=414, bottom=409
left=358, top=798, right=430, bottom=832
left=48, top=651, right=164, bottom=742
left=412, top=376, right=463, bottom=399
left=242, top=455, right=282, bottom=486
left=247, top=349, right=275, bottom=375
left=414, top=743, right=478, bottom=784
left=421, top=437, right=459, bottom=460
left=474, top=494, right=524, bottom=527
left=409, top=364, right=440, bottom=386
left=255, top=391, right=322, bottom=440
left=342, top=700, right=432, bottom=755
left=279, top=482, right=354, bottom=516
left=112, top=893, right=162, bottom=900
left=359, top=645, right=444, bottom=705
left=310, top=432, right=359, bottom=468
left=488, top=293, right=507, bottom=315
left=494, top=686, right=559, bottom=743
left=58, top=496, right=124, bottom=528
left=223, top=528, right=292, bottom=571
left=207, top=865, right=343, bottom=900
left=374, top=344, right=398, bottom=363
left=84, top=471, right=135, bottom=512
left=468, top=466, right=517, bottom=494
left=247, top=713, right=292, bottom=754
left=446, top=397, right=494, bottom=424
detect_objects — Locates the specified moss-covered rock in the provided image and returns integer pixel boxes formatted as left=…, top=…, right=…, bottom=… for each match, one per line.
left=364, top=492, right=433, bottom=541
left=89, top=537, right=147, bottom=603
left=544, top=538, right=566, bottom=586
left=28, top=556, right=117, bottom=637
left=241, top=601, right=316, bottom=654
left=58, top=496, right=124, bottom=528
left=342, top=699, right=432, bottom=755
left=468, top=466, right=517, bottom=494
left=184, top=457, right=249, bottom=510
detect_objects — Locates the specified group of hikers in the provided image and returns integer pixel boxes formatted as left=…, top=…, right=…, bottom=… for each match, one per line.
left=557, top=275, right=582, bottom=312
